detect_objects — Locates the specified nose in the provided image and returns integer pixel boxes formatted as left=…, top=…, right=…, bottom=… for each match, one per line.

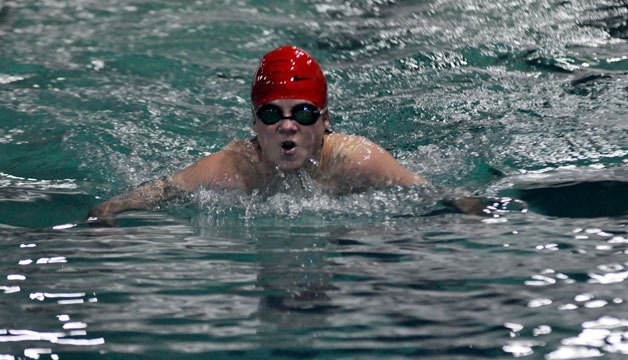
left=277, top=117, right=298, bottom=133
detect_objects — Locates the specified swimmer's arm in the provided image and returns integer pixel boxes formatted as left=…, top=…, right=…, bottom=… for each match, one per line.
left=86, top=176, right=185, bottom=226
left=341, top=136, right=428, bottom=188
left=87, top=149, right=245, bottom=225
left=168, top=150, right=246, bottom=191
left=346, top=138, right=507, bottom=216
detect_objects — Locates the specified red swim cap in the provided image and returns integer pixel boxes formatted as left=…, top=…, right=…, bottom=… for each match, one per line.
left=251, top=46, right=327, bottom=110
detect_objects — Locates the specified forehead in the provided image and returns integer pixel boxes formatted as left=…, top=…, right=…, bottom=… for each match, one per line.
left=262, top=98, right=316, bottom=108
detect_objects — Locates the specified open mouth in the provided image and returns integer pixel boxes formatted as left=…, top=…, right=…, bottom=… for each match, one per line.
left=281, top=141, right=296, bottom=150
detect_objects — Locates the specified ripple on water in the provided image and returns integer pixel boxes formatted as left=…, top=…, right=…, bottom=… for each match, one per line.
left=496, top=166, right=628, bottom=218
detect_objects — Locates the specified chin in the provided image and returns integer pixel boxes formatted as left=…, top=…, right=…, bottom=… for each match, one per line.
left=276, top=159, right=306, bottom=172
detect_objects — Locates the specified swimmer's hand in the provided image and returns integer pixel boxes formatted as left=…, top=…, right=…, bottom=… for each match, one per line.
left=445, top=196, right=527, bottom=216
left=86, top=203, right=117, bottom=227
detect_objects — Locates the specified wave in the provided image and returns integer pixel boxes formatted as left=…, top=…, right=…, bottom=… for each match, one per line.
left=500, top=166, right=628, bottom=218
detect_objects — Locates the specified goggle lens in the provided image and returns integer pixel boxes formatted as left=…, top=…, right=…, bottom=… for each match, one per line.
left=256, top=103, right=323, bottom=125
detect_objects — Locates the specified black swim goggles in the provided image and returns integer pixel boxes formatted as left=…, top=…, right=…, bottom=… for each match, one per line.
left=255, top=103, right=327, bottom=126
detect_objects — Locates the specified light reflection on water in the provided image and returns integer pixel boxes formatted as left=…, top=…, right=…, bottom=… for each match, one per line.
left=0, top=208, right=627, bottom=357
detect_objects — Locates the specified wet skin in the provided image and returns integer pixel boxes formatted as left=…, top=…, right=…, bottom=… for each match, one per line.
left=86, top=100, right=442, bottom=225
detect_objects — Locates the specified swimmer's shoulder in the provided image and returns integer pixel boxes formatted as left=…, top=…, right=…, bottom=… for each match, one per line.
left=221, top=138, right=275, bottom=190
left=325, top=132, right=377, bottom=146
left=176, top=138, right=262, bottom=191
left=322, top=132, right=425, bottom=187
left=219, top=138, right=263, bottom=172
left=223, top=138, right=258, bottom=156
left=323, top=133, right=379, bottom=162
left=325, top=132, right=360, bottom=145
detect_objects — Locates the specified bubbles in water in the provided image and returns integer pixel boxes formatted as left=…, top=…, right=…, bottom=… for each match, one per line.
left=190, top=171, right=442, bottom=227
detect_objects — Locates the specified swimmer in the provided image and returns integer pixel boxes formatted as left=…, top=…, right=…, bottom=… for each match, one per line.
left=87, top=46, right=491, bottom=226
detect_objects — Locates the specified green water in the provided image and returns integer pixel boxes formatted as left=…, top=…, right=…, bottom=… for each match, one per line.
left=1, top=0, right=627, bottom=359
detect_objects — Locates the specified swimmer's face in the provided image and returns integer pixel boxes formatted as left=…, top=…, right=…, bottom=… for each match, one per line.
left=253, top=98, right=329, bottom=171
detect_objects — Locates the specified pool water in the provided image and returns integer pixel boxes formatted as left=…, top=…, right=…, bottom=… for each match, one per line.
left=1, top=0, right=627, bottom=359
